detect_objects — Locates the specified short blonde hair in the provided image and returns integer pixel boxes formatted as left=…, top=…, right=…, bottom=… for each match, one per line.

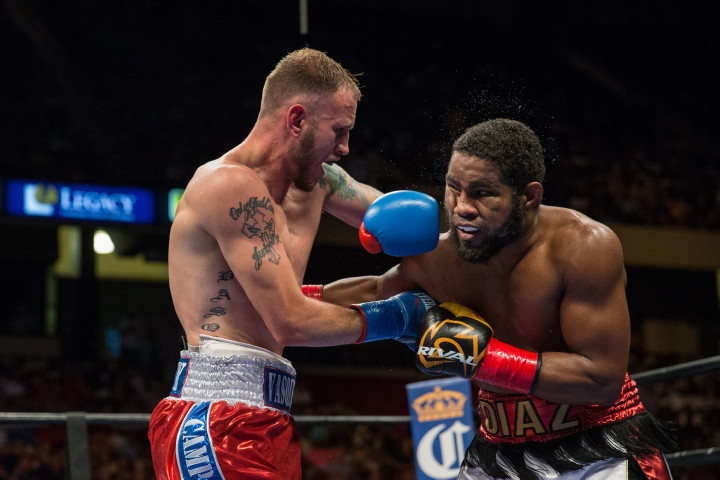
left=259, top=48, right=361, bottom=117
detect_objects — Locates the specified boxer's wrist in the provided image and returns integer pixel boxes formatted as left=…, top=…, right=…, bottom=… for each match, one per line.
left=473, top=338, right=542, bottom=395
left=351, top=305, right=370, bottom=343
left=350, top=301, right=400, bottom=343
left=351, top=291, right=436, bottom=344
left=301, top=285, right=323, bottom=301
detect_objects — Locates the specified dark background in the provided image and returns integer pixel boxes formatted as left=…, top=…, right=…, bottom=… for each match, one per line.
left=3, top=0, right=719, bottom=364
left=1, top=2, right=719, bottom=477
left=3, top=1, right=719, bottom=191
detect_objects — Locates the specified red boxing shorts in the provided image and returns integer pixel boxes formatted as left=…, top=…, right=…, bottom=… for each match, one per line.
left=476, top=373, right=645, bottom=444
left=149, top=336, right=301, bottom=480
left=464, top=373, right=675, bottom=479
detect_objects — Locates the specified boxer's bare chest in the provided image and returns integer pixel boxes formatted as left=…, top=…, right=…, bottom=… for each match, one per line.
left=412, top=244, right=566, bottom=351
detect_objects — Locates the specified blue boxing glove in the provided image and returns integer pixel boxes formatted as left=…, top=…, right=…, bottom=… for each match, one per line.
left=351, top=291, right=437, bottom=348
left=359, top=190, right=439, bottom=257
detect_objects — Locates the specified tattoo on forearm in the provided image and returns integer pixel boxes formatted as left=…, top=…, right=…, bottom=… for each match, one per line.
left=229, top=196, right=281, bottom=270
left=200, top=323, right=220, bottom=332
left=320, top=164, right=357, bottom=199
left=217, top=270, right=234, bottom=282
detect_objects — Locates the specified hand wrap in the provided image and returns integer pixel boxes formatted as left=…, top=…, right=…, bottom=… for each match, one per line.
left=301, top=285, right=323, bottom=301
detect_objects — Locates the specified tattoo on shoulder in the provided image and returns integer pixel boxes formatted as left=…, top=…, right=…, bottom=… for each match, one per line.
left=228, top=196, right=281, bottom=270
left=320, top=164, right=357, bottom=199
left=229, top=196, right=274, bottom=220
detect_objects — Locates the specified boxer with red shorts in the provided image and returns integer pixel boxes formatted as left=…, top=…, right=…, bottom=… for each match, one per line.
left=154, top=47, right=440, bottom=479
left=149, top=336, right=301, bottom=480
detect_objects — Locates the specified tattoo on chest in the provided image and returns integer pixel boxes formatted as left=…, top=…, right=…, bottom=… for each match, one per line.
left=229, top=196, right=281, bottom=270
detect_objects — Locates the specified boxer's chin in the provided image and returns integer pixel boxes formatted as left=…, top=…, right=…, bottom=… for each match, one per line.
left=450, top=196, right=525, bottom=263
left=450, top=230, right=492, bottom=263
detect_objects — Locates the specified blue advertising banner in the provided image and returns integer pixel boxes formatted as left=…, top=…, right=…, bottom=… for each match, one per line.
left=5, top=179, right=155, bottom=224
left=406, top=377, right=475, bottom=480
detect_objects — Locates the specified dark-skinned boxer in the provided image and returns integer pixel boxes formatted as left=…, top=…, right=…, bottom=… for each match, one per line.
left=323, top=119, right=676, bottom=480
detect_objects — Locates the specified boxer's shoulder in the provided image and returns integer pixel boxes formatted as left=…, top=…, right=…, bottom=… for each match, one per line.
left=184, top=161, right=271, bottom=208
left=537, top=208, right=625, bottom=288
left=539, top=206, right=621, bottom=257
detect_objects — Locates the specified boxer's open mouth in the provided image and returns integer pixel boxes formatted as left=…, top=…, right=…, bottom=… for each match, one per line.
left=455, top=224, right=480, bottom=240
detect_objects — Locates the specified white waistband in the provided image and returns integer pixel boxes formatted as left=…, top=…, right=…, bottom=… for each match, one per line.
left=169, top=340, right=296, bottom=413
left=197, top=335, right=289, bottom=365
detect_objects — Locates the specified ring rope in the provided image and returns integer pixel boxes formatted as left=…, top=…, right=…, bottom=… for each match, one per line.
left=631, top=354, right=720, bottom=385
left=1, top=355, right=719, bottom=468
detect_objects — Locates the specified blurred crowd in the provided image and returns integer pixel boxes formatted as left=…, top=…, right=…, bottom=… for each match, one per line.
left=1, top=353, right=719, bottom=479
left=3, top=3, right=720, bottom=232
left=2, top=3, right=719, bottom=479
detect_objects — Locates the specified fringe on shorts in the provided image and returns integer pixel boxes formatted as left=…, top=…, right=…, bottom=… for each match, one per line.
left=463, top=412, right=677, bottom=480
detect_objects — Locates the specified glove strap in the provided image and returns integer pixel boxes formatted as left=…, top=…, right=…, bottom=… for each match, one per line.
left=473, top=338, right=542, bottom=394
left=301, top=285, right=323, bottom=301
left=351, top=305, right=369, bottom=343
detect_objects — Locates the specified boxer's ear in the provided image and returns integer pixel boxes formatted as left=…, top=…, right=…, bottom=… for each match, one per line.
left=523, top=182, right=543, bottom=208
left=286, top=105, right=305, bottom=137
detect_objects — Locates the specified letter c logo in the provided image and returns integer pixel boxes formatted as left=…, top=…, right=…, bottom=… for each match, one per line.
left=416, top=421, right=471, bottom=479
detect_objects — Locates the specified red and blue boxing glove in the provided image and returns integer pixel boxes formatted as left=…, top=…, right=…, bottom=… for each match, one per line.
left=304, top=191, right=438, bottom=346
left=301, top=286, right=437, bottom=349
left=415, top=302, right=542, bottom=395
left=359, top=190, right=439, bottom=257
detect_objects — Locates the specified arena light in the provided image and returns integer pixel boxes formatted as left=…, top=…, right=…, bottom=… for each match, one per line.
left=94, top=229, right=115, bottom=254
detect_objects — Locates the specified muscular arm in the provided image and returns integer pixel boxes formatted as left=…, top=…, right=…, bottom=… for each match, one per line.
left=318, top=163, right=382, bottom=227
left=530, top=224, right=631, bottom=405
left=204, top=167, right=365, bottom=347
left=323, top=263, right=415, bottom=306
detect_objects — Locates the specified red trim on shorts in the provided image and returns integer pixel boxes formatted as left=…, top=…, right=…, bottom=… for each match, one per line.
left=634, top=452, right=673, bottom=480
